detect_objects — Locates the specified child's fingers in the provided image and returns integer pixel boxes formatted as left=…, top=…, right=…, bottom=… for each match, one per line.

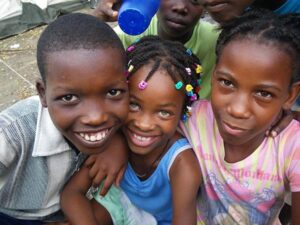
left=99, top=175, right=115, bottom=196
left=115, top=165, right=126, bottom=187
left=84, top=155, right=97, bottom=168
left=91, top=169, right=107, bottom=188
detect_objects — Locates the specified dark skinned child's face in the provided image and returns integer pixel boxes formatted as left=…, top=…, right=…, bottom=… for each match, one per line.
left=211, top=39, right=300, bottom=151
left=157, top=0, right=203, bottom=43
left=198, top=0, right=254, bottom=24
left=122, top=63, right=185, bottom=157
left=37, top=48, right=129, bottom=155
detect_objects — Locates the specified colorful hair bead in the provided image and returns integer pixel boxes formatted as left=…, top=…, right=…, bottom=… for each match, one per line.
left=185, top=84, right=193, bottom=92
left=186, top=68, right=191, bottom=75
left=175, top=81, right=183, bottom=90
left=138, top=80, right=148, bottom=90
left=181, top=114, right=188, bottom=122
left=186, top=48, right=193, bottom=56
left=133, top=38, right=140, bottom=44
left=190, top=94, right=197, bottom=101
left=127, top=45, right=135, bottom=52
left=195, top=64, right=202, bottom=74
left=128, top=65, right=134, bottom=72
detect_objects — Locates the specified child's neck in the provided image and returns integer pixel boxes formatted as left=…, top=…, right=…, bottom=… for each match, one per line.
left=157, top=22, right=194, bottom=44
left=223, top=134, right=265, bottom=163
left=129, top=134, right=179, bottom=180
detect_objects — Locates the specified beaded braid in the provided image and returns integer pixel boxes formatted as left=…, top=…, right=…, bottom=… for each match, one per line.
left=125, top=35, right=203, bottom=121
left=216, top=9, right=300, bottom=83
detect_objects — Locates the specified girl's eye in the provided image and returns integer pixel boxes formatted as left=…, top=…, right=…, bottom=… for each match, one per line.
left=61, top=94, right=78, bottom=103
left=256, top=91, right=273, bottom=100
left=129, top=102, right=140, bottom=111
left=158, top=110, right=171, bottom=118
left=220, top=79, right=234, bottom=88
left=107, top=89, right=122, bottom=97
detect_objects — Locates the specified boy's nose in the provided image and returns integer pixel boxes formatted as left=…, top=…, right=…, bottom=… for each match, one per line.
left=81, top=102, right=109, bottom=126
left=172, top=0, right=188, bottom=14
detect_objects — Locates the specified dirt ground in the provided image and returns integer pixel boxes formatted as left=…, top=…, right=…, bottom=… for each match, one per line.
left=0, top=6, right=117, bottom=111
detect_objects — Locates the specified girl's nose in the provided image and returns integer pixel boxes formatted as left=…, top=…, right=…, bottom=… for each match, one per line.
left=227, top=94, right=251, bottom=119
left=133, top=114, right=155, bottom=131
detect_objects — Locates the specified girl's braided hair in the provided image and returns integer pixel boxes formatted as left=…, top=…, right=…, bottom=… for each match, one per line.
left=216, top=9, right=300, bottom=83
left=125, top=35, right=203, bottom=121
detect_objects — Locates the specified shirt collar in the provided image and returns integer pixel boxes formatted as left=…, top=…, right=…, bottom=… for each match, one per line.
left=32, top=100, right=71, bottom=157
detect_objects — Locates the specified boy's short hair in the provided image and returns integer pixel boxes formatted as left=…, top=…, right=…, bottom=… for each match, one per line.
left=37, top=13, right=125, bottom=81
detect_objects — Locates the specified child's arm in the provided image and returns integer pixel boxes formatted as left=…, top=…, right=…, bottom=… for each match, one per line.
left=169, top=149, right=202, bottom=225
left=292, top=192, right=300, bottom=224
left=60, top=165, right=102, bottom=225
left=84, top=131, right=128, bottom=196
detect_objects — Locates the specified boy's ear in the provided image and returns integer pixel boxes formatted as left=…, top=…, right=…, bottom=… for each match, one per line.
left=283, top=81, right=300, bottom=110
left=36, top=78, right=47, bottom=107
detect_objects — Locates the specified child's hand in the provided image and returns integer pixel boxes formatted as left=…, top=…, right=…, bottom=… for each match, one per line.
left=92, top=0, right=121, bottom=22
left=265, top=110, right=299, bottom=137
left=84, top=133, right=128, bottom=196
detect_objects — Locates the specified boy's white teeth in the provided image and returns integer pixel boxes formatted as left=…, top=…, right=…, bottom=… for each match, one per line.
left=79, top=130, right=108, bottom=142
left=133, top=133, right=151, bottom=142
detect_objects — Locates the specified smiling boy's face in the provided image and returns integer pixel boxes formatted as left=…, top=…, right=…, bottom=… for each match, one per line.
left=37, top=48, right=129, bottom=155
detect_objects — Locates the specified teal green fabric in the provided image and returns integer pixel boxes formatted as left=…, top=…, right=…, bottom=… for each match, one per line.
left=114, top=15, right=220, bottom=99
left=93, top=184, right=157, bottom=225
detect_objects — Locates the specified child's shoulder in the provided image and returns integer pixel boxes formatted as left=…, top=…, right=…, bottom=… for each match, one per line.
left=0, top=96, right=40, bottom=126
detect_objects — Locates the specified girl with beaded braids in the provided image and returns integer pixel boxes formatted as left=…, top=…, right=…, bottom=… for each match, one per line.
left=60, top=35, right=202, bottom=225
left=181, top=9, right=300, bottom=224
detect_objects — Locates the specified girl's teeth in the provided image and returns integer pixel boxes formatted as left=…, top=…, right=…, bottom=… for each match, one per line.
left=134, top=134, right=151, bottom=142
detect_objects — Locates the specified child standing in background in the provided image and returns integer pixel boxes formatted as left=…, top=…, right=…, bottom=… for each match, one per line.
left=94, top=0, right=219, bottom=100
left=198, top=0, right=300, bottom=24
left=182, top=10, right=300, bottom=224
left=61, top=36, right=202, bottom=225
left=0, top=13, right=129, bottom=225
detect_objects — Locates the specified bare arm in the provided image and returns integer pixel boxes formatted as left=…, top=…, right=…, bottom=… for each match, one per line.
left=292, top=192, right=300, bottom=224
left=169, top=149, right=202, bottom=225
left=60, top=165, right=99, bottom=225
left=92, top=0, right=122, bottom=21
left=84, top=132, right=129, bottom=196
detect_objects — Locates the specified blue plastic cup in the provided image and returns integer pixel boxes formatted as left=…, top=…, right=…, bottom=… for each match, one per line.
left=118, top=0, right=160, bottom=35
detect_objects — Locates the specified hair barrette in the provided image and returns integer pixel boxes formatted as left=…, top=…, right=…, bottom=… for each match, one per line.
left=186, top=68, right=191, bottom=75
left=138, top=80, right=148, bottom=90
left=186, top=48, right=193, bottom=56
left=185, top=84, right=193, bottom=92
left=175, top=81, right=183, bottom=90
left=128, top=65, right=134, bottom=73
left=127, top=45, right=135, bottom=52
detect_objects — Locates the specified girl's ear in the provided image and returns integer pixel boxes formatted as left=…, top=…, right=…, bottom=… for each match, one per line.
left=283, top=81, right=300, bottom=110
left=36, top=78, right=47, bottom=107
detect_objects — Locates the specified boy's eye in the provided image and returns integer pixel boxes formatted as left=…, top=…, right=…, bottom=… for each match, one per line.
left=107, top=89, right=122, bottom=97
left=158, top=110, right=171, bottom=118
left=61, top=94, right=78, bottom=103
left=129, top=102, right=140, bottom=111
left=190, top=0, right=200, bottom=5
